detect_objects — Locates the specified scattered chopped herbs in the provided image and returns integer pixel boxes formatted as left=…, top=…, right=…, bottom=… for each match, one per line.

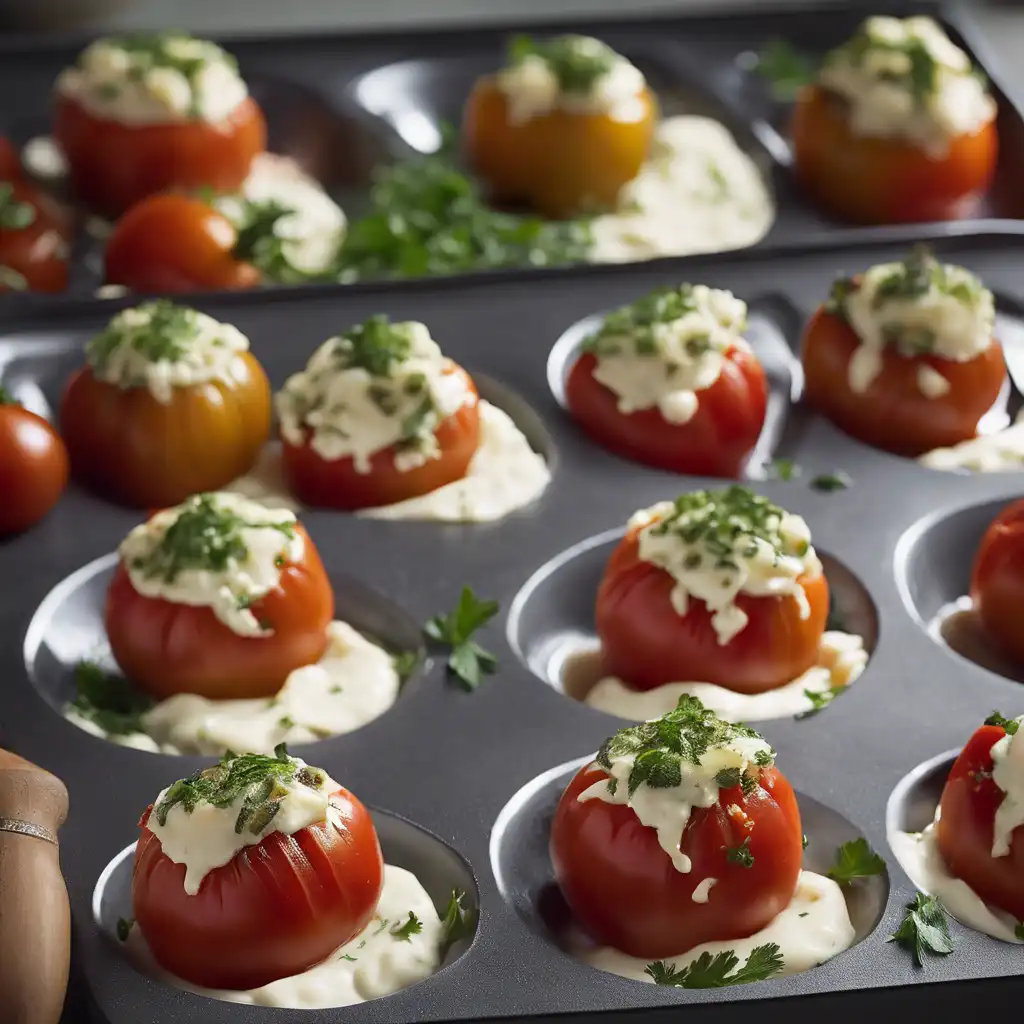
left=508, top=34, right=617, bottom=93
left=87, top=300, right=199, bottom=372
left=798, top=684, right=846, bottom=718
left=725, top=836, right=755, bottom=869
left=371, top=918, right=391, bottom=936
left=872, top=245, right=937, bottom=307
left=0, top=266, right=28, bottom=291
left=439, top=889, right=477, bottom=955
left=769, top=457, right=800, bottom=481
left=0, top=182, right=37, bottom=231
left=116, top=917, right=134, bottom=942
left=755, top=39, right=815, bottom=99
left=390, top=912, right=423, bottom=942
left=424, top=586, right=499, bottom=690
left=341, top=953, right=358, bottom=962
left=802, top=833, right=808, bottom=850
left=583, top=284, right=710, bottom=357
left=1015, top=922, right=1024, bottom=941
left=328, top=684, right=343, bottom=696
left=810, top=472, right=851, bottom=493
left=985, top=711, right=1020, bottom=735
left=71, top=661, right=153, bottom=736
left=392, top=650, right=421, bottom=683
left=333, top=315, right=413, bottom=377
left=888, top=892, right=953, bottom=967
left=277, top=715, right=295, bottom=730
left=827, top=838, right=885, bottom=884
left=646, top=943, right=784, bottom=988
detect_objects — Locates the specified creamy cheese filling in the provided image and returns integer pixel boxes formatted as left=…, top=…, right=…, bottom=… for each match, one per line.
left=120, top=492, right=303, bottom=638
left=832, top=249, right=996, bottom=397
left=818, top=16, right=996, bottom=157
left=630, top=488, right=821, bottom=646
left=990, top=717, right=1024, bottom=857
left=86, top=301, right=253, bottom=404
left=277, top=319, right=474, bottom=473
left=585, top=284, right=748, bottom=424
left=497, top=35, right=646, bottom=125
left=57, top=34, right=249, bottom=125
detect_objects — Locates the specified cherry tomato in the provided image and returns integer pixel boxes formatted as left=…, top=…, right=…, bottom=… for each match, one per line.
left=106, top=193, right=260, bottom=293
left=0, top=177, right=71, bottom=294
left=281, top=366, right=481, bottom=511
left=59, top=352, right=271, bottom=509
left=106, top=521, right=334, bottom=701
left=596, top=519, right=828, bottom=693
left=791, top=84, right=998, bottom=225
left=937, top=721, right=1024, bottom=920
left=565, top=346, right=767, bottom=477
left=970, top=499, right=1024, bottom=666
left=134, top=783, right=383, bottom=990
left=551, top=759, right=802, bottom=957
left=0, top=391, right=68, bottom=536
left=462, top=78, right=657, bottom=219
left=54, top=94, right=266, bottom=218
left=801, top=306, right=1006, bottom=457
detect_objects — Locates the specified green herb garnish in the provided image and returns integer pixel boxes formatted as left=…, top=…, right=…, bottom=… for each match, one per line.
left=755, top=39, right=815, bottom=100
left=87, top=300, right=200, bottom=372
left=725, top=836, right=755, bottom=868
left=985, top=711, right=1020, bottom=735
left=116, top=917, right=134, bottom=942
left=888, top=892, right=953, bottom=966
left=828, top=838, right=885, bottom=884
left=802, top=833, right=808, bottom=850
left=332, top=315, right=413, bottom=377
left=439, top=889, right=477, bottom=956
left=508, top=34, right=617, bottom=93
left=769, top=458, right=800, bottom=481
left=424, top=586, right=499, bottom=690
left=1015, top=922, right=1024, bottom=941
left=0, top=182, right=36, bottom=231
left=392, top=650, right=421, bottom=683
left=646, top=943, right=784, bottom=988
left=390, top=912, right=423, bottom=942
left=583, top=284, right=713, bottom=357
left=71, top=661, right=153, bottom=736
left=0, top=266, right=28, bottom=291
left=810, top=472, right=851, bottom=493
left=799, top=684, right=846, bottom=717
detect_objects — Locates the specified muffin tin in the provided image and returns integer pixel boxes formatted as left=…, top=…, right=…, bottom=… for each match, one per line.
left=1, top=0, right=1023, bottom=303
left=1, top=226, right=1023, bottom=1021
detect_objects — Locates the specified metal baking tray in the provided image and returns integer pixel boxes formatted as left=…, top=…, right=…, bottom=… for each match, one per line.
left=0, top=0, right=1022, bottom=305
left=3, top=227, right=1024, bottom=1022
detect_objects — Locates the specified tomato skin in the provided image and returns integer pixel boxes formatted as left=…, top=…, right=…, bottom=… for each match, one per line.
left=59, top=353, right=271, bottom=509
left=937, top=723, right=1024, bottom=920
left=0, top=177, right=71, bottom=294
left=802, top=306, right=1006, bottom=457
left=0, top=402, right=68, bottom=536
left=133, top=785, right=384, bottom=990
left=970, top=499, right=1024, bottom=665
left=0, top=137, right=20, bottom=180
left=54, top=94, right=266, bottom=218
left=791, top=84, right=998, bottom=224
left=551, top=761, right=802, bottom=957
left=565, top=347, right=767, bottom=477
left=106, top=193, right=261, bottom=293
left=281, top=366, right=481, bottom=510
left=105, top=522, right=334, bottom=701
left=462, top=77, right=657, bottom=219
left=596, top=523, right=828, bottom=693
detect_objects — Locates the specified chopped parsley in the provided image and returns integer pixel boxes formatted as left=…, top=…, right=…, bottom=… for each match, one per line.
left=71, top=661, right=153, bottom=736
left=827, top=838, right=885, bottom=884
left=392, top=650, right=421, bottom=683
left=755, top=39, right=815, bottom=99
left=769, top=457, right=800, bottom=481
left=810, top=472, right=851, bottom=493
left=508, top=34, right=617, bottom=93
left=439, top=889, right=477, bottom=955
left=332, top=315, right=413, bottom=377
left=798, top=684, right=846, bottom=718
left=1015, top=922, right=1024, bottom=941
left=424, top=586, right=499, bottom=690
left=802, top=833, right=808, bottom=850
left=725, top=836, right=755, bottom=868
left=985, top=711, right=1020, bottom=735
left=390, top=912, right=423, bottom=942
left=116, top=917, right=134, bottom=942
left=583, top=283, right=709, bottom=357
left=87, top=300, right=199, bottom=372
left=888, top=892, right=953, bottom=966
left=646, top=943, right=784, bottom=988
left=0, top=266, right=28, bottom=291
left=0, top=182, right=37, bottom=231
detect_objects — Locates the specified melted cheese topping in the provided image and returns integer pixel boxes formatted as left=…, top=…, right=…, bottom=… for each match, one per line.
left=591, top=116, right=774, bottom=262
left=587, top=285, right=748, bottom=424
left=57, top=34, right=249, bottom=125
left=818, top=16, right=995, bottom=157
left=990, top=717, right=1024, bottom=857
left=572, top=870, right=855, bottom=980
left=584, top=631, right=867, bottom=723
left=119, top=493, right=302, bottom=638
left=86, top=302, right=252, bottom=404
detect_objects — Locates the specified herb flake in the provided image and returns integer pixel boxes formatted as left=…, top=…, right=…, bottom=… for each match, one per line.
left=887, top=892, right=953, bottom=966
left=439, top=889, right=477, bottom=956
left=827, top=838, right=885, bottom=884
left=71, top=661, right=153, bottom=737
left=424, top=587, right=499, bottom=690
left=390, top=912, right=423, bottom=942
left=646, top=942, right=784, bottom=988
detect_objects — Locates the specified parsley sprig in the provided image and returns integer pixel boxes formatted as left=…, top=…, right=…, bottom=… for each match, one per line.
left=71, top=661, right=153, bottom=736
left=333, top=315, right=413, bottom=377
left=799, top=684, right=846, bottom=718
left=985, top=711, right=1020, bottom=735
left=390, top=912, right=423, bottom=942
left=888, top=892, right=953, bottom=967
left=646, top=943, right=784, bottom=988
left=0, top=182, right=36, bottom=231
left=508, top=34, right=617, bottom=93
left=439, top=889, right=477, bottom=956
left=424, top=587, right=499, bottom=690
left=827, top=838, right=885, bottom=884
left=87, top=301, right=199, bottom=372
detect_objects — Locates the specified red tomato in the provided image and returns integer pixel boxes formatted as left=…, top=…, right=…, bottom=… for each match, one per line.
left=0, top=176, right=71, bottom=294
left=105, top=521, right=334, bottom=701
left=596, top=519, right=828, bottom=693
left=802, top=306, right=1006, bottom=457
left=937, top=721, right=1024, bottom=920
left=970, top=499, right=1024, bottom=665
left=54, top=94, right=266, bottom=218
left=134, top=783, right=383, bottom=990
left=106, top=193, right=261, bottom=293
left=565, top=347, right=767, bottom=477
left=0, top=137, right=21, bottom=180
left=791, top=84, right=998, bottom=224
left=551, top=760, right=802, bottom=957
left=59, top=352, right=271, bottom=509
left=0, top=391, right=68, bottom=536
left=281, top=366, right=482, bottom=510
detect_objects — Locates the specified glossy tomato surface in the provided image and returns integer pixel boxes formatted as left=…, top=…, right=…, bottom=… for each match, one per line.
left=54, top=94, right=266, bottom=218
left=596, top=523, right=828, bottom=693
left=0, top=394, right=68, bottom=536
left=134, top=784, right=384, bottom=990
left=59, top=353, right=271, bottom=509
left=971, top=499, right=1024, bottom=665
left=565, top=347, right=767, bottom=477
left=802, top=306, right=1006, bottom=457
left=551, top=761, right=802, bottom=957
left=462, top=78, right=656, bottom=219
left=0, top=177, right=71, bottom=294
left=791, top=84, right=998, bottom=224
left=106, top=193, right=260, bottom=293
left=937, top=722, right=1024, bottom=920
left=106, top=522, right=334, bottom=701
left=282, top=366, right=481, bottom=510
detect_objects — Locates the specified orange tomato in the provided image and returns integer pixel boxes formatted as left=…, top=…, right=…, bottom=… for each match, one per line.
left=565, top=346, right=767, bottom=477
left=596, top=520, right=828, bottom=693
left=0, top=176, right=71, bottom=294
left=462, top=77, right=656, bottom=218
left=133, top=783, right=383, bottom=989
left=970, top=498, right=1024, bottom=665
left=802, top=306, right=1005, bottom=457
left=54, top=94, right=266, bottom=218
left=106, top=193, right=260, bottom=293
left=59, top=352, right=271, bottom=509
left=791, top=84, right=998, bottom=224
left=281, top=365, right=481, bottom=510
left=106, top=521, right=334, bottom=701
